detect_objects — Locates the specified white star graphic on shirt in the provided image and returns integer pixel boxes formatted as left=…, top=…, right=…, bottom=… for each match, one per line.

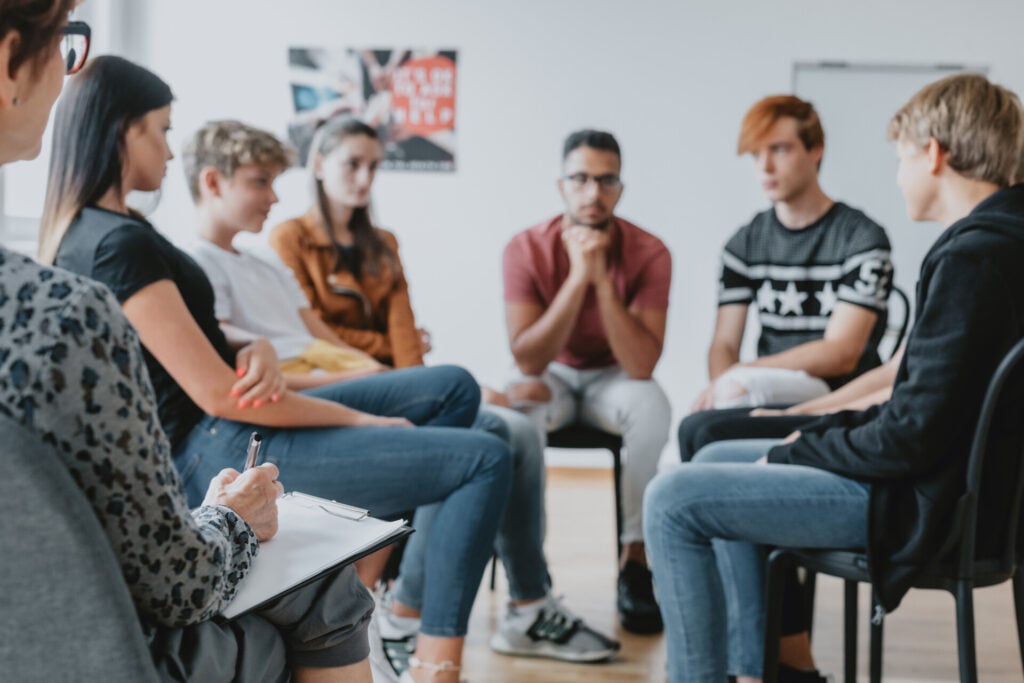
left=756, top=281, right=777, bottom=313
left=815, top=281, right=839, bottom=316
left=777, top=281, right=809, bottom=316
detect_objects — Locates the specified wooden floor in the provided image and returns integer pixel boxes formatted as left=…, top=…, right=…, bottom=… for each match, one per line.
left=459, top=467, right=1024, bottom=682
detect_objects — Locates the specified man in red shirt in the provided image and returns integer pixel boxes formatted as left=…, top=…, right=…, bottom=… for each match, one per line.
left=502, top=129, right=672, bottom=634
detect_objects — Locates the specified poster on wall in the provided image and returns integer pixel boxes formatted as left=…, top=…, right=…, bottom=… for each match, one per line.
left=288, top=47, right=457, bottom=172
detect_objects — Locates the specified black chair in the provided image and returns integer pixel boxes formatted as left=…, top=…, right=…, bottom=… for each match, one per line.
left=881, top=284, right=911, bottom=362
left=547, top=424, right=626, bottom=556
left=763, top=337, right=1024, bottom=683
left=489, top=423, right=624, bottom=590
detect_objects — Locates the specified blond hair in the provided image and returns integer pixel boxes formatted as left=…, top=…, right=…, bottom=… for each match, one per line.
left=888, top=73, right=1024, bottom=188
left=182, top=120, right=295, bottom=202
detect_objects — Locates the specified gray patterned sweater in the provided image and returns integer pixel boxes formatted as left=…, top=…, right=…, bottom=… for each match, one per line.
left=0, top=247, right=257, bottom=628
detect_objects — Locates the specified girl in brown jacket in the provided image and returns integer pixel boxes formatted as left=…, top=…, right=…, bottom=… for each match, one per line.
left=270, top=118, right=426, bottom=368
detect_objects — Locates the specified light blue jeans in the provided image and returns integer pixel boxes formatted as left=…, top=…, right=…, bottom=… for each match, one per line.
left=174, top=365, right=513, bottom=638
left=643, top=439, right=870, bottom=682
left=394, top=403, right=551, bottom=607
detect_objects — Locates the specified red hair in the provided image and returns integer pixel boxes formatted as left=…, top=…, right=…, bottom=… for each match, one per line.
left=737, top=95, right=824, bottom=155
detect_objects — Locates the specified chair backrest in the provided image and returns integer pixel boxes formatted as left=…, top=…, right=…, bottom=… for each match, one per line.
left=877, top=284, right=912, bottom=362
left=953, top=337, right=1024, bottom=579
left=0, top=415, right=159, bottom=682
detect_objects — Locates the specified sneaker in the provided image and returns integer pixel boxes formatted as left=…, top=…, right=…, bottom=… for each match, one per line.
left=369, top=593, right=418, bottom=682
left=368, top=613, right=400, bottom=683
left=777, top=663, right=831, bottom=683
left=617, top=560, right=663, bottom=634
left=489, top=594, right=620, bottom=662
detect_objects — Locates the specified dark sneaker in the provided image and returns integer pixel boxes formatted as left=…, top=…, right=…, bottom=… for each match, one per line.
left=777, top=663, right=831, bottom=682
left=617, top=560, right=663, bottom=634
left=489, top=594, right=620, bottom=662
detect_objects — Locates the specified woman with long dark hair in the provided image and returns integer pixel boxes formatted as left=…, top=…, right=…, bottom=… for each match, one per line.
left=0, top=3, right=373, bottom=681
left=43, top=54, right=511, bottom=683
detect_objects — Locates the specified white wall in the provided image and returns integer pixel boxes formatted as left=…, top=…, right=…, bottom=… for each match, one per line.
left=136, top=0, right=1024, bottom=458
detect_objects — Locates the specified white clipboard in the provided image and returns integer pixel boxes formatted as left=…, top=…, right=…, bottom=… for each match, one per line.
left=221, top=491, right=411, bottom=619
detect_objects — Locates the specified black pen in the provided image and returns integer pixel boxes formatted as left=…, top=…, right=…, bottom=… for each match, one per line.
left=244, top=432, right=263, bottom=471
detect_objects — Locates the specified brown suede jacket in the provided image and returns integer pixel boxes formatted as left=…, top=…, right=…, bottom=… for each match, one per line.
left=269, top=209, right=424, bottom=368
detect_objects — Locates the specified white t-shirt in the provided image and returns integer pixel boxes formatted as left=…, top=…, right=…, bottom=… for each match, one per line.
left=189, top=240, right=315, bottom=361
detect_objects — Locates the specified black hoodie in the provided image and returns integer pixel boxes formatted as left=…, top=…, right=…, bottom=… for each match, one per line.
left=768, top=184, right=1024, bottom=611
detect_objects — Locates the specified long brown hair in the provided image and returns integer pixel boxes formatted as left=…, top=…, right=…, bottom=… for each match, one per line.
left=38, top=55, right=173, bottom=263
left=307, top=115, right=395, bottom=279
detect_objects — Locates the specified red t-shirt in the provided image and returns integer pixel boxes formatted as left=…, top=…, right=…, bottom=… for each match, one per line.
left=503, top=215, right=672, bottom=370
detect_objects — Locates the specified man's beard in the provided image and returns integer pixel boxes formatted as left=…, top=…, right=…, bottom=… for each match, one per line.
left=571, top=208, right=613, bottom=231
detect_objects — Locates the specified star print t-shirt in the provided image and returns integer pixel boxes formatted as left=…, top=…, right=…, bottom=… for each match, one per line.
left=718, top=202, right=892, bottom=388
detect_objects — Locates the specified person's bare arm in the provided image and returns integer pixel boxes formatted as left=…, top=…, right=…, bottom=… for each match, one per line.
left=708, top=304, right=748, bottom=380
left=691, top=304, right=748, bottom=411
left=506, top=281, right=589, bottom=376
left=595, top=280, right=666, bottom=379
left=122, top=280, right=408, bottom=428
left=744, top=302, right=878, bottom=378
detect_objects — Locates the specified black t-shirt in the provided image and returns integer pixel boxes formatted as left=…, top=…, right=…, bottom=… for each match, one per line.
left=718, top=202, right=893, bottom=387
left=55, top=207, right=236, bottom=449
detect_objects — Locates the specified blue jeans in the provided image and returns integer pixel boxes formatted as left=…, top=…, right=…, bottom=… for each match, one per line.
left=643, top=439, right=870, bottom=682
left=394, top=403, right=550, bottom=610
left=173, top=365, right=513, bottom=638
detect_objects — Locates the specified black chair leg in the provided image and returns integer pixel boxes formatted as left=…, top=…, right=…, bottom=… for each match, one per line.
left=612, top=447, right=623, bottom=560
left=955, top=579, right=978, bottom=683
left=1013, top=570, right=1024, bottom=677
left=843, top=580, right=858, bottom=683
left=801, top=568, right=818, bottom=642
left=869, top=589, right=884, bottom=683
left=763, top=550, right=790, bottom=683
left=488, top=553, right=498, bottom=591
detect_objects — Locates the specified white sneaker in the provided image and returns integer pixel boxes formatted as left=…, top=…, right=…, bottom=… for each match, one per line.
left=488, top=594, right=620, bottom=662
left=369, top=589, right=419, bottom=681
left=368, top=613, right=400, bottom=683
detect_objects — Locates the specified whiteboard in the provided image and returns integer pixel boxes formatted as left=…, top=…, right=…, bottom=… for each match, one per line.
left=794, top=62, right=987, bottom=317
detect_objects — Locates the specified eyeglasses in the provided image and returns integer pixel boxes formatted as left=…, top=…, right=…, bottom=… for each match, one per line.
left=562, top=173, right=622, bottom=191
left=60, top=21, right=91, bottom=75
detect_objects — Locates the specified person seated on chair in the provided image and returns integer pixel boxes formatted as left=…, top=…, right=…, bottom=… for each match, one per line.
left=41, top=57, right=513, bottom=683
left=266, top=116, right=619, bottom=671
left=691, top=95, right=893, bottom=416
left=501, top=128, right=673, bottom=634
left=0, top=4, right=374, bottom=680
left=644, top=73, right=1024, bottom=683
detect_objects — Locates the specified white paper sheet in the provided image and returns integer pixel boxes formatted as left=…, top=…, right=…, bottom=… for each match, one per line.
left=221, top=493, right=407, bottom=619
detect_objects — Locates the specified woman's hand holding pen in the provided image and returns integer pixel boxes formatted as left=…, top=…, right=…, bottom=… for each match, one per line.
left=203, top=463, right=284, bottom=542
left=231, top=338, right=288, bottom=409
